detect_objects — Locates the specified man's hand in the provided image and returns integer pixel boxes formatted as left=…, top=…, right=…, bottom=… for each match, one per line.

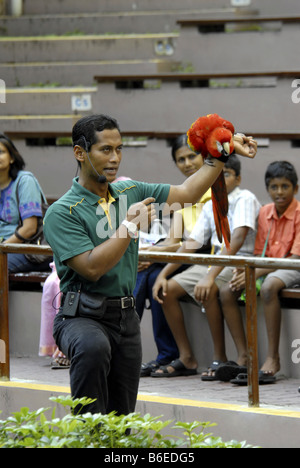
left=229, top=268, right=246, bottom=292
left=152, top=273, right=168, bottom=304
left=234, top=134, right=257, bottom=159
left=194, top=276, right=215, bottom=303
left=127, top=197, right=156, bottom=232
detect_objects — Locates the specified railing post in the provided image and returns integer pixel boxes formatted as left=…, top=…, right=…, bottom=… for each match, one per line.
left=0, top=250, right=9, bottom=380
left=245, top=265, right=259, bottom=407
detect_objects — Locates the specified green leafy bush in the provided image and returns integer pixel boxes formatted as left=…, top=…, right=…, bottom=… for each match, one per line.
left=0, top=395, right=258, bottom=448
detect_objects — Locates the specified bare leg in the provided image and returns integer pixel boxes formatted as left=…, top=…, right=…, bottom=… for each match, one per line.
left=219, top=283, right=247, bottom=367
left=202, top=283, right=227, bottom=370
left=260, top=277, right=283, bottom=375
left=154, top=278, right=197, bottom=374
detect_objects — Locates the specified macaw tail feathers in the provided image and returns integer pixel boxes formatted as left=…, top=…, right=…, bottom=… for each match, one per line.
left=211, top=172, right=231, bottom=252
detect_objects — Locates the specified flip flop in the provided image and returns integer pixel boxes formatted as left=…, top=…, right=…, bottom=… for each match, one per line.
left=140, top=360, right=160, bottom=377
left=258, top=370, right=276, bottom=385
left=151, top=359, right=197, bottom=378
left=215, top=361, right=248, bottom=382
left=201, top=360, right=225, bottom=381
left=230, top=373, right=248, bottom=386
left=230, top=371, right=276, bottom=386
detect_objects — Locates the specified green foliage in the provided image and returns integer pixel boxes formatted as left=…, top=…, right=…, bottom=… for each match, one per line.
left=0, top=395, right=259, bottom=448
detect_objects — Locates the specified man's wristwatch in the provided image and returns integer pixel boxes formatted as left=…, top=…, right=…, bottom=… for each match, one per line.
left=122, top=219, right=139, bottom=239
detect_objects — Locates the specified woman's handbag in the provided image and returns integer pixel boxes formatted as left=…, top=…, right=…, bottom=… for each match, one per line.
left=14, top=176, right=50, bottom=264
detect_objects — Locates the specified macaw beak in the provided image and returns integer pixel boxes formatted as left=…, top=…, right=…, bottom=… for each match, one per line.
left=222, top=142, right=231, bottom=155
left=216, top=140, right=231, bottom=156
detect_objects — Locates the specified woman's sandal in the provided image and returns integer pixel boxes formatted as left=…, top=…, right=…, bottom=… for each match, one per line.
left=151, top=359, right=197, bottom=378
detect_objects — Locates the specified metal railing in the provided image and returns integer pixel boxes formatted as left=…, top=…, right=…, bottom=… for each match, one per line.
left=1, top=243, right=300, bottom=407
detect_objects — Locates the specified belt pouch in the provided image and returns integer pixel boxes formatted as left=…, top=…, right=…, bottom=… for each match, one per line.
left=78, top=291, right=107, bottom=320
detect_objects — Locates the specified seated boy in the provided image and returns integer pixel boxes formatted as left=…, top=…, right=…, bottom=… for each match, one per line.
left=221, top=161, right=300, bottom=384
left=152, top=154, right=261, bottom=378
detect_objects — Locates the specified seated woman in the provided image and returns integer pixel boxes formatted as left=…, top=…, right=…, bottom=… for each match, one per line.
left=0, top=133, right=51, bottom=272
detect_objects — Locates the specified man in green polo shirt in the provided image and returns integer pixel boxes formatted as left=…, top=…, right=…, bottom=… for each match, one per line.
left=44, top=114, right=257, bottom=415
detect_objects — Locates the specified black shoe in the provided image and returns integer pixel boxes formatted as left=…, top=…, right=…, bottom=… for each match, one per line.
left=140, top=360, right=160, bottom=377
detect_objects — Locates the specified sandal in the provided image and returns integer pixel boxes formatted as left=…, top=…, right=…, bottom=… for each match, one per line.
left=230, top=371, right=276, bottom=386
left=201, top=360, right=225, bottom=381
left=230, top=373, right=248, bottom=386
left=151, top=359, right=197, bottom=378
left=214, top=361, right=248, bottom=382
left=140, top=360, right=160, bottom=377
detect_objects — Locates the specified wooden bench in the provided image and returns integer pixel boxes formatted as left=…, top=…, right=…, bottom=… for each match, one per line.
left=177, top=15, right=300, bottom=29
left=9, top=271, right=51, bottom=291
left=94, top=70, right=300, bottom=84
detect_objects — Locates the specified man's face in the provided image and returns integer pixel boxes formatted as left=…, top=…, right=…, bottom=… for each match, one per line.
left=88, top=128, right=123, bottom=183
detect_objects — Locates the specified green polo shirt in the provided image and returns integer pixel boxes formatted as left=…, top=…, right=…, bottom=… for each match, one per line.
left=44, top=178, right=170, bottom=297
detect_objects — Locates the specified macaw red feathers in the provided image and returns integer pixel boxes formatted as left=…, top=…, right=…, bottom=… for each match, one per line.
left=211, top=173, right=231, bottom=251
left=206, top=128, right=235, bottom=159
left=187, top=114, right=235, bottom=157
left=187, top=113, right=235, bottom=251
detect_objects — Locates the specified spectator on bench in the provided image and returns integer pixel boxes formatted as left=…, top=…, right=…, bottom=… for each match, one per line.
left=0, top=133, right=50, bottom=273
left=221, top=161, right=300, bottom=385
left=152, top=154, right=260, bottom=379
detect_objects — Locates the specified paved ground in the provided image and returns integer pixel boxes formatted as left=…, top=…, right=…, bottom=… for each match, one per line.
left=7, top=356, right=300, bottom=412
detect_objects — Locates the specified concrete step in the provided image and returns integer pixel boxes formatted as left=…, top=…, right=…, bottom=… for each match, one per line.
left=0, top=9, right=240, bottom=36
left=0, top=33, right=179, bottom=64
left=85, top=78, right=300, bottom=136
left=0, top=12, right=177, bottom=36
left=19, top=0, right=300, bottom=16
left=1, top=76, right=299, bottom=135
left=1, top=86, right=97, bottom=115
left=0, top=59, right=174, bottom=87
left=174, top=23, right=300, bottom=75
left=0, top=114, right=79, bottom=135
left=21, top=0, right=235, bottom=15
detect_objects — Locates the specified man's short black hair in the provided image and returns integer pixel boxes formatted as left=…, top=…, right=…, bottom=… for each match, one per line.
left=72, top=114, right=121, bottom=152
left=265, top=161, right=298, bottom=189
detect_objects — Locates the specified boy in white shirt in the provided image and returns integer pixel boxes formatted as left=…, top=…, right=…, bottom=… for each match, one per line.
left=152, top=154, right=261, bottom=379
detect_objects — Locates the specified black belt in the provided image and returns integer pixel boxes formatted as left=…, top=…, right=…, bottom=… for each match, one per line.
left=106, top=296, right=135, bottom=310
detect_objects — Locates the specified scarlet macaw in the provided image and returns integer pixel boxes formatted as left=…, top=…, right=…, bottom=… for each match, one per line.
left=187, top=114, right=235, bottom=251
